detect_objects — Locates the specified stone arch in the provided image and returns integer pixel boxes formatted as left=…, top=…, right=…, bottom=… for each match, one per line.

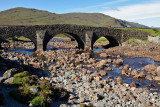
left=43, top=32, right=84, bottom=50
left=91, top=34, right=120, bottom=49
left=0, top=34, right=37, bottom=50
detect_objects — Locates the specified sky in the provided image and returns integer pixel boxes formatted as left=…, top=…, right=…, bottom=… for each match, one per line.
left=0, top=0, right=160, bottom=27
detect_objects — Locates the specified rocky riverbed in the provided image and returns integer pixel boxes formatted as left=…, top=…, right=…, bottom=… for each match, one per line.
left=0, top=38, right=160, bottom=107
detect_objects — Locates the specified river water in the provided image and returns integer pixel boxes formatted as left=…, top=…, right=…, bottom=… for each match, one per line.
left=4, top=38, right=160, bottom=93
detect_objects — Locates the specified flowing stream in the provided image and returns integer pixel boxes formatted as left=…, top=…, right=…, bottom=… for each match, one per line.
left=4, top=37, right=160, bottom=93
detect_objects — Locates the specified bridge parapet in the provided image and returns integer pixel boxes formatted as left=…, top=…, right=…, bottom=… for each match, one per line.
left=0, top=24, right=151, bottom=51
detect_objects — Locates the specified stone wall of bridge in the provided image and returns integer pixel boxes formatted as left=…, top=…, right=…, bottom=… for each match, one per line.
left=0, top=24, right=151, bottom=51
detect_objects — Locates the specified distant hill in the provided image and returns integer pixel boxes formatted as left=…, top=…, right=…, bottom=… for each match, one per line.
left=0, top=7, right=149, bottom=28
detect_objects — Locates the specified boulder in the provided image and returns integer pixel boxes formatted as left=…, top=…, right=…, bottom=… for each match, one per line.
left=3, top=77, right=15, bottom=84
left=115, top=59, right=123, bottom=66
left=117, top=76, right=124, bottom=84
left=92, top=71, right=99, bottom=77
left=3, top=68, right=18, bottom=78
left=154, top=76, right=160, bottom=81
left=142, top=64, right=158, bottom=73
left=130, top=81, right=137, bottom=88
left=156, top=66, right=160, bottom=76
left=99, top=70, right=107, bottom=77
left=106, top=67, right=113, bottom=71
left=100, top=53, right=108, bottom=58
left=145, top=75, right=153, bottom=81
left=131, top=70, right=139, bottom=76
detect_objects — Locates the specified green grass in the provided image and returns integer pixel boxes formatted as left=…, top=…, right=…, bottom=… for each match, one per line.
left=54, top=34, right=68, bottom=38
left=96, top=37, right=108, bottom=42
left=10, top=71, right=68, bottom=107
left=30, top=96, right=48, bottom=107
left=18, top=36, right=30, bottom=41
left=0, top=7, right=148, bottom=28
left=120, top=28, right=160, bottom=37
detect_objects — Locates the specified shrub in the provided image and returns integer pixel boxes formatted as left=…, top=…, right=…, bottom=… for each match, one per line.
left=10, top=72, right=69, bottom=106
left=9, top=90, right=35, bottom=104
left=30, top=96, right=48, bottom=107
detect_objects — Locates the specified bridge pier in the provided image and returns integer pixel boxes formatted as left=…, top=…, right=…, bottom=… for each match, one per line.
left=36, top=30, right=46, bottom=51
left=84, top=31, right=93, bottom=51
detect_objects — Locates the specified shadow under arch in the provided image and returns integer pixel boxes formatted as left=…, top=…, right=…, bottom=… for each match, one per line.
left=43, top=32, right=85, bottom=51
left=91, top=34, right=119, bottom=50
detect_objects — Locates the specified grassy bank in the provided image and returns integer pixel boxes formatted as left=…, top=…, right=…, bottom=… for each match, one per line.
left=119, top=28, right=160, bottom=37
left=96, top=37, right=108, bottom=42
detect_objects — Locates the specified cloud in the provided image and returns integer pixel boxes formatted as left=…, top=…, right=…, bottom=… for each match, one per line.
left=66, top=0, right=128, bottom=12
left=101, top=1, right=160, bottom=20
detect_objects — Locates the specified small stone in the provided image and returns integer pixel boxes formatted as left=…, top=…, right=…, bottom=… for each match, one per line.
left=3, top=68, right=18, bottom=78
left=106, top=67, right=113, bottom=71
left=92, top=71, right=99, bottom=77
left=69, top=94, right=75, bottom=100
left=29, top=87, right=39, bottom=94
left=3, top=77, right=15, bottom=84
left=117, top=76, right=124, bottom=84
left=93, top=94, right=100, bottom=101
left=115, top=59, right=123, bottom=66
left=59, top=104, right=68, bottom=107
left=145, top=75, right=153, bottom=80
left=79, top=97, right=85, bottom=103
left=99, top=70, right=107, bottom=77
left=130, top=81, right=137, bottom=88
left=154, top=76, right=160, bottom=81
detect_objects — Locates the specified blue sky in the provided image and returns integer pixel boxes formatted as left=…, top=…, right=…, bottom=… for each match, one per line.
left=0, top=0, right=160, bottom=27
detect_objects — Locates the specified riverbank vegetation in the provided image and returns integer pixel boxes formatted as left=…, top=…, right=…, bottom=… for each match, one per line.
left=10, top=71, right=68, bottom=107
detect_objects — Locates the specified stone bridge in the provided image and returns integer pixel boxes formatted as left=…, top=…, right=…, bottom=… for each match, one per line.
left=0, top=24, right=150, bottom=50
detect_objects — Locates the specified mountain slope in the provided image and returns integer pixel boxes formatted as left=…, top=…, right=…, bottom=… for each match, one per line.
left=0, top=7, right=149, bottom=28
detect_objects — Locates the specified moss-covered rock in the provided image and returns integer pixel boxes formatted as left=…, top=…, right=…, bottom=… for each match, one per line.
left=10, top=72, right=69, bottom=107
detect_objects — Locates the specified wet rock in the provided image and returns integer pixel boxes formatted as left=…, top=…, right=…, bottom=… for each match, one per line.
left=156, top=66, right=160, bottom=76
left=131, top=69, right=138, bottom=77
left=119, top=66, right=123, bottom=70
left=95, top=76, right=101, bottom=81
left=117, top=76, right=124, bottom=84
left=142, top=64, right=158, bottom=73
left=122, top=70, right=128, bottom=76
left=106, top=67, right=113, bottom=71
left=115, top=59, right=123, bottom=66
left=138, top=72, right=146, bottom=78
left=100, top=53, right=108, bottom=58
left=92, top=71, right=99, bottom=77
left=130, top=82, right=137, bottom=88
left=154, top=76, right=160, bottom=81
left=123, top=65, right=130, bottom=70
left=88, top=58, right=96, bottom=64
left=87, top=70, right=93, bottom=74
left=99, top=70, right=107, bottom=77
left=145, top=75, right=153, bottom=81
left=107, top=59, right=112, bottom=63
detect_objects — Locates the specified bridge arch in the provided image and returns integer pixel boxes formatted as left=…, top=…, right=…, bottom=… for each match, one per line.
left=91, top=34, right=120, bottom=50
left=43, top=31, right=85, bottom=50
left=0, top=34, right=37, bottom=50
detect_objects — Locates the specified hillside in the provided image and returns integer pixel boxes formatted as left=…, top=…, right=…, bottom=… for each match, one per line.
left=0, top=7, right=149, bottom=28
